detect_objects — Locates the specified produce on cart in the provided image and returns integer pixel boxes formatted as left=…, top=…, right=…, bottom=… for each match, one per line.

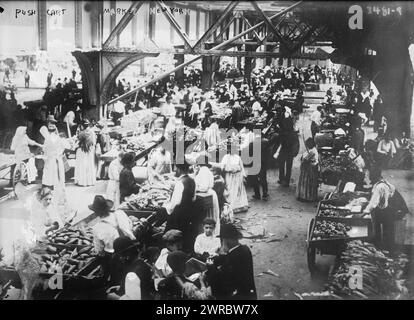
left=312, top=220, right=351, bottom=239
left=306, top=190, right=374, bottom=274
left=326, top=240, right=410, bottom=299
left=39, top=244, right=96, bottom=275
left=320, top=152, right=365, bottom=186
left=45, top=225, right=94, bottom=247
left=120, top=175, right=175, bottom=212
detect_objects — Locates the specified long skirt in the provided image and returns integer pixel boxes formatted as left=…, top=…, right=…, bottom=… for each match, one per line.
left=296, top=162, right=319, bottom=202
left=75, top=149, right=96, bottom=186
left=225, top=172, right=248, bottom=213
left=106, top=180, right=120, bottom=209
left=42, top=156, right=65, bottom=189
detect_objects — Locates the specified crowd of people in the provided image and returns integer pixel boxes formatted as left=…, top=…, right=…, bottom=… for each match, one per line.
left=4, top=58, right=413, bottom=300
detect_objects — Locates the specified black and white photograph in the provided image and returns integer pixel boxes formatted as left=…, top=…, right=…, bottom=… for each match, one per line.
left=0, top=0, right=413, bottom=303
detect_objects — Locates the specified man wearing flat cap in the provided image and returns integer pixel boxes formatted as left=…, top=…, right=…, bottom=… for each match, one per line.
left=207, top=224, right=257, bottom=300
left=154, top=229, right=183, bottom=278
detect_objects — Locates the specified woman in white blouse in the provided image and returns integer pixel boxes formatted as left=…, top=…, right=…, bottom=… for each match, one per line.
left=376, top=134, right=396, bottom=168
left=194, top=158, right=221, bottom=235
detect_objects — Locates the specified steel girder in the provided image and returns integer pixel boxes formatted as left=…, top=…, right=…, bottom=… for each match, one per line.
left=108, top=1, right=303, bottom=105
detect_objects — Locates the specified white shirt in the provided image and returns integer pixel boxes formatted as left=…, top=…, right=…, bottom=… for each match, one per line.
left=92, top=210, right=135, bottom=254
left=148, top=150, right=172, bottom=183
left=252, top=101, right=262, bottom=112
left=190, top=102, right=200, bottom=117
left=377, top=140, right=396, bottom=156
left=163, top=175, right=196, bottom=215
left=114, top=101, right=126, bottom=114
left=63, top=111, right=76, bottom=127
left=365, top=180, right=396, bottom=213
left=195, top=166, right=214, bottom=193
left=194, top=233, right=221, bottom=256
left=154, top=248, right=172, bottom=277
left=311, top=110, right=322, bottom=126
left=161, top=103, right=176, bottom=118
left=108, top=158, right=122, bottom=182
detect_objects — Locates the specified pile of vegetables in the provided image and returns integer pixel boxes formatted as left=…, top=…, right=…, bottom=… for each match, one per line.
left=320, top=153, right=364, bottom=185
left=39, top=244, right=96, bottom=276
left=312, top=220, right=351, bottom=239
left=46, top=226, right=94, bottom=247
left=326, top=240, right=410, bottom=299
left=123, top=186, right=172, bottom=211
left=319, top=208, right=351, bottom=218
left=327, top=192, right=370, bottom=207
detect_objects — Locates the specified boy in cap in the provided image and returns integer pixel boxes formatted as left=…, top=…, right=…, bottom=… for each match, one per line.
left=154, top=229, right=183, bottom=278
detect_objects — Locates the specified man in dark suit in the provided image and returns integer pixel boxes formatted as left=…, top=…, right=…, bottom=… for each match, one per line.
left=207, top=224, right=257, bottom=300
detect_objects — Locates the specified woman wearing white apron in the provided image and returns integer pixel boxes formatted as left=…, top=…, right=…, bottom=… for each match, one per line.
left=74, top=120, right=97, bottom=186
left=40, top=116, right=68, bottom=202
left=194, top=158, right=220, bottom=235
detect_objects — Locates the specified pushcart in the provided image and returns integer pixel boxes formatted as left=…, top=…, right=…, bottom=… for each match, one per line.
left=306, top=197, right=373, bottom=275
left=0, top=154, right=43, bottom=199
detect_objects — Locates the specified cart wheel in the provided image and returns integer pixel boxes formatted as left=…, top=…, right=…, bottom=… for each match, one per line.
left=307, top=218, right=317, bottom=275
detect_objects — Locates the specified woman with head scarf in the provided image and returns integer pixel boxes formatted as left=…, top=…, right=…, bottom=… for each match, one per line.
left=28, top=187, right=64, bottom=240
left=39, top=116, right=69, bottom=192
left=74, top=119, right=97, bottom=186
left=296, top=138, right=319, bottom=202
left=10, top=126, right=42, bottom=183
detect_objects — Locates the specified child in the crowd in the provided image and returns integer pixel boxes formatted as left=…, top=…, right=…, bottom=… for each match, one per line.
left=193, top=218, right=221, bottom=261
left=154, top=229, right=183, bottom=278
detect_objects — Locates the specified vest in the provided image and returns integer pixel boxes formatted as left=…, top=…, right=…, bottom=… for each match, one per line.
left=176, top=175, right=195, bottom=214
left=165, top=174, right=196, bottom=233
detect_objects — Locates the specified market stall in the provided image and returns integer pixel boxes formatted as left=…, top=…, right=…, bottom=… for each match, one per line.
left=0, top=213, right=105, bottom=300
left=306, top=190, right=373, bottom=274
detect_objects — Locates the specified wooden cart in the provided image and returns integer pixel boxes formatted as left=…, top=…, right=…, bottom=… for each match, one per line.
left=306, top=199, right=373, bottom=276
